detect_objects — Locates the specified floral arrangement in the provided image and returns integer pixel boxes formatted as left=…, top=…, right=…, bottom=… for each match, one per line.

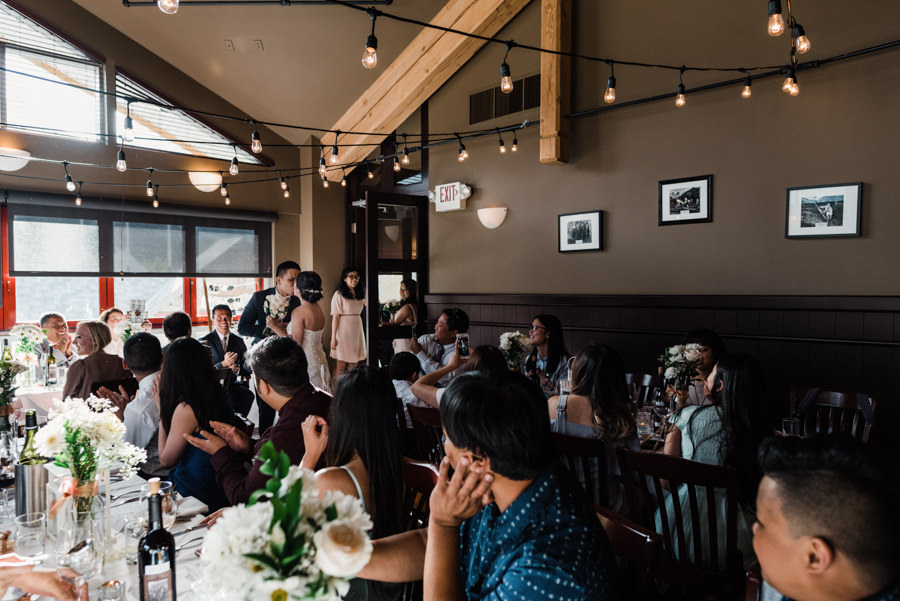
left=263, top=293, right=291, bottom=336
left=0, top=358, right=28, bottom=408
left=35, top=396, right=147, bottom=513
left=658, top=343, right=704, bottom=391
left=201, top=441, right=372, bottom=601
left=115, top=320, right=134, bottom=343
left=381, top=299, right=401, bottom=316
left=10, top=324, right=42, bottom=358
left=499, top=331, right=530, bottom=371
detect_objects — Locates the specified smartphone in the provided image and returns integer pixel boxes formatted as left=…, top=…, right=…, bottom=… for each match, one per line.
left=456, top=333, right=470, bottom=357
left=410, top=324, right=417, bottom=339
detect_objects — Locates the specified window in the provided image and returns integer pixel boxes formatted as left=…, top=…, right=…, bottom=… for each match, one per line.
left=113, top=222, right=184, bottom=273
left=0, top=4, right=104, bottom=141
left=114, top=277, right=184, bottom=319
left=115, top=72, right=261, bottom=164
left=196, top=278, right=259, bottom=319
left=11, top=215, right=99, bottom=273
left=196, top=226, right=259, bottom=274
left=15, top=277, right=99, bottom=323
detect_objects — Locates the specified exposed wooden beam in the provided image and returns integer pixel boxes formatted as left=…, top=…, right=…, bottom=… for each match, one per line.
left=324, top=0, right=531, bottom=180
left=539, top=0, right=570, bottom=164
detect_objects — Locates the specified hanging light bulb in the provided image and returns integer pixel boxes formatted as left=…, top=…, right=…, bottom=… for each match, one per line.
left=116, top=145, right=127, bottom=172
left=250, top=124, right=262, bottom=154
left=675, top=83, right=686, bottom=108
left=63, top=163, right=76, bottom=191
left=75, top=182, right=83, bottom=206
left=146, top=170, right=154, bottom=197
left=341, top=173, right=347, bottom=188
left=279, top=174, right=288, bottom=190
left=782, top=67, right=796, bottom=94
left=365, top=161, right=374, bottom=179
left=741, top=76, right=752, bottom=99
left=792, top=23, right=811, bottom=54
left=158, top=0, right=178, bottom=14
left=330, top=133, right=340, bottom=165
left=393, top=157, right=401, bottom=172
left=499, top=62, right=513, bottom=94
left=767, top=0, right=785, bottom=36
left=322, top=174, right=329, bottom=188
left=318, top=145, right=327, bottom=176
left=604, top=76, right=616, bottom=104
left=225, top=193, right=231, bottom=206
left=401, top=148, right=410, bottom=165
left=789, top=72, right=800, bottom=96
left=230, top=157, right=239, bottom=177
left=123, top=102, right=135, bottom=143
left=220, top=181, right=228, bottom=197
left=457, top=135, right=468, bottom=162
left=283, top=186, right=290, bottom=199
left=499, top=137, right=506, bottom=154
left=511, top=134, right=518, bottom=152
left=362, top=9, right=378, bottom=69
left=153, top=188, right=159, bottom=208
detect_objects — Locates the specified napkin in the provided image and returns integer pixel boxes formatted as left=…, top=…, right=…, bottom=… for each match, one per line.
left=176, top=494, right=208, bottom=520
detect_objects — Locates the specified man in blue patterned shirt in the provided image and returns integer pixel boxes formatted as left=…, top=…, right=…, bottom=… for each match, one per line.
left=358, top=371, right=616, bottom=600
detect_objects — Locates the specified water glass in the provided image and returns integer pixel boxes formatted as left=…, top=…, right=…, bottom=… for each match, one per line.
left=124, top=514, right=146, bottom=565
left=782, top=417, right=801, bottom=436
left=140, top=480, right=177, bottom=529
left=14, top=512, right=47, bottom=563
left=636, top=411, right=654, bottom=439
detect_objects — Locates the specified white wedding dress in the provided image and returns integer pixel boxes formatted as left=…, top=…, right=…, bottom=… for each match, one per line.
left=289, top=323, right=332, bottom=394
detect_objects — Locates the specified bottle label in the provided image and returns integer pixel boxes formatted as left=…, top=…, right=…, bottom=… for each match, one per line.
left=142, top=563, right=173, bottom=601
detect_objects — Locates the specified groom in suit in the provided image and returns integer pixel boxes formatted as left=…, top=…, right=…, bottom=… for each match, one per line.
left=201, top=304, right=253, bottom=415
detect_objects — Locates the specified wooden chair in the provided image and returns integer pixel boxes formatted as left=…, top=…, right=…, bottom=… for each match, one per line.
left=407, top=405, right=444, bottom=466
left=550, top=432, right=612, bottom=507
left=626, top=372, right=659, bottom=407
left=789, top=387, right=876, bottom=443
left=595, top=505, right=661, bottom=601
left=617, top=447, right=744, bottom=601
left=400, top=458, right=439, bottom=601
left=744, top=563, right=762, bottom=601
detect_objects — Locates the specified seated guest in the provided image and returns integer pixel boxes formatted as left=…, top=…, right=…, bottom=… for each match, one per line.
left=187, top=336, right=331, bottom=506
left=161, top=311, right=192, bottom=355
left=524, top=314, right=571, bottom=397
left=140, top=319, right=153, bottom=333
left=408, top=307, right=469, bottom=386
left=35, top=312, right=75, bottom=366
left=390, top=351, right=427, bottom=428
left=547, top=344, right=640, bottom=513
left=411, top=344, right=507, bottom=408
left=200, top=304, right=253, bottom=415
left=682, top=328, right=726, bottom=407
left=299, top=366, right=403, bottom=600
left=100, top=307, right=128, bottom=357
left=753, top=434, right=900, bottom=601
left=358, top=372, right=617, bottom=600
left=661, top=353, right=770, bottom=567
left=62, top=320, right=131, bottom=400
left=99, top=332, right=166, bottom=478
left=157, top=337, right=233, bottom=512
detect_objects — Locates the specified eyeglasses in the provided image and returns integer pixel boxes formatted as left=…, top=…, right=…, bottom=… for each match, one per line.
left=529, top=325, right=547, bottom=332
left=346, top=274, right=360, bottom=280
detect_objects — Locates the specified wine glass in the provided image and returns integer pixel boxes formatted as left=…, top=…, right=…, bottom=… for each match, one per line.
left=140, top=481, right=177, bottom=529
left=56, top=517, right=102, bottom=592
left=14, top=512, right=47, bottom=563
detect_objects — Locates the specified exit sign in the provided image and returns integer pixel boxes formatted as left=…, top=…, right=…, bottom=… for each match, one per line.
left=433, top=182, right=471, bottom=212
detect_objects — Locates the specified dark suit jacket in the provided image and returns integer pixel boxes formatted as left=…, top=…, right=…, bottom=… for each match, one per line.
left=236, top=287, right=301, bottom=344
left=199, top=331, right=251, bottom=378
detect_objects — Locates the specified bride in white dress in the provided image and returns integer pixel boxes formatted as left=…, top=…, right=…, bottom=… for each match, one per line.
left=287, top=272, right=333, bottom=394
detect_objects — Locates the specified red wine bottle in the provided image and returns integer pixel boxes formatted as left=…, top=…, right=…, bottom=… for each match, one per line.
left=138, top=478, right=176, bottom=601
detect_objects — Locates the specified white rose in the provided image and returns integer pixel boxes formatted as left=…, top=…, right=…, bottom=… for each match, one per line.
left=664, top=367, right=677, bottom=380
left=313, top=520, right=372, bottom=577
left=684, top=349, right=702, bottom=362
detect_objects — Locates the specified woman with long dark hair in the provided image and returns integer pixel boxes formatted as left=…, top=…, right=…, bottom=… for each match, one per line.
left=523, top=314, right=570, bottom=397
left=682, top=328, right=727, bottom=406
left=300, top=366, right=403, bottom=600
left=661, top=352, right=771, bottom=567
left=547, top=343, right=639, bottom=512
left=330, top=266, right=366, bottom=380
left=157, top=337, right=233, bottom=511
left=383, top=278, right=418, bottom=354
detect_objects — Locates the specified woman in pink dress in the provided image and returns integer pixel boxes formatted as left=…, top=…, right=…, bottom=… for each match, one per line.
left=330, top=266, right=366, bottom=380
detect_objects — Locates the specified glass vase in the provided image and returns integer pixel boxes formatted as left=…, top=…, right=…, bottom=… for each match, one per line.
left=54, top=478, right=105, bottom=587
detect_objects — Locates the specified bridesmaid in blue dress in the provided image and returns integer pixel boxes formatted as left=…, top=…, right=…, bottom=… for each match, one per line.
left=157, top=337, right=233, bottom=512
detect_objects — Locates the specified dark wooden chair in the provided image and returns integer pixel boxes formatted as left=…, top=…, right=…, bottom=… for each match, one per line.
left=595, top=505, right=661, bottom=601
left=407, top=405, right=444, bottom=466
left=550, top=432, right=612, bottom=507
left=617, top=447, right=744, bottom=601
left=789, top=387, right=876, bottom=443
left=744, top=563, right=762, bottom=601
left=626, top=372, right=658, bottom=407
left=400, top=458, right=439, bottom=601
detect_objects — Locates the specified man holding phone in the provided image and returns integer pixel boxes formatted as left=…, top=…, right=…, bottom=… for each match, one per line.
left=409, top=307, right=469, bottom=387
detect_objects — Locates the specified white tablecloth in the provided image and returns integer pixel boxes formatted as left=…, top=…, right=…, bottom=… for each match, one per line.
left=13, top=387, right=64, bottom=416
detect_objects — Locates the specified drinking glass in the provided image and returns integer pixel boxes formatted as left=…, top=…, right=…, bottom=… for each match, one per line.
left=782, top=417, right=801, bottom=437
left=124, top=513, right=146, bottom=565
left=140, top=480, right=176, bottom=529
left=636, top=411, right=654, bottom=439
left=14, top=512, right=47, bottom=563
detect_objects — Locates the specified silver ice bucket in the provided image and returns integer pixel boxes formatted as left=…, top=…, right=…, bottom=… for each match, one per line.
left=14, top=463, right=48, bottom=516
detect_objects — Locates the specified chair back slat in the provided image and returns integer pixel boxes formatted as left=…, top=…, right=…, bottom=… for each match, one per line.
left=407, top=406, right=444, bottom=466
left=401, top=457, right=439, bottom=530
left=705, top=483, right=719, bottom=569
left=595, top=505, right=662, bottom=601
left=550, top=432, right=611, bottom=507
left=626, top=372, right=658, bottom=407
left=790, top=387, right=876, bottom=443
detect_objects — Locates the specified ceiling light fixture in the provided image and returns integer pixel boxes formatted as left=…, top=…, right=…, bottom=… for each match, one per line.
left=116, top=140, right=127, bottom=172
left=146, top=169, right=154, bottom=197
left=604, top=61, right=616, bottom=104
left=63, top=161, right=76, bottom=192
left=250, top=122, right=262, bottom=153
left=499, top=42, right=514, bottom=94
left=362, top=8, right=378, bottom=69
left=74, top=181, right=83, bottom=206
left=123, top=100, right=135, bottom=142
left=767, top=0, right=785, bottom=36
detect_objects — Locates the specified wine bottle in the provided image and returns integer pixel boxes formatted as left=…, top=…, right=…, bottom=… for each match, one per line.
left=652, top=367, right=667, bottom=430
left=1, top=340, right=10, bottom=361
left=138, top=478, right=176, bottom=601
left=44, top=350, right=57, bottom=386
left=18, top=410, right=46, bottom=466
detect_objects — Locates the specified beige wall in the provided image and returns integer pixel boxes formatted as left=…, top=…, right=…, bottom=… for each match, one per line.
left=427, top=1, right=900, bottom=295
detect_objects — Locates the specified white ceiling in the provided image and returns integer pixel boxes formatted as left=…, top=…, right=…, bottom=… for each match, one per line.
left=72, top=0, right=443, bottom=144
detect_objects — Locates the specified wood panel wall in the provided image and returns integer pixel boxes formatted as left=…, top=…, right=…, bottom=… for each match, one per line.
left=422, top=294, right=900, bottom=449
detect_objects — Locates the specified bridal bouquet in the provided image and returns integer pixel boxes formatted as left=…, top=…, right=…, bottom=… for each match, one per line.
left=499, top=331, right=529, bottom=371
left=658, top=343, right=704, bottom=391
left=201, top=442, right=372, bottom=601
left=115, top=320, right=134, bottom=343
left=263, top=293, right=291, bottom=336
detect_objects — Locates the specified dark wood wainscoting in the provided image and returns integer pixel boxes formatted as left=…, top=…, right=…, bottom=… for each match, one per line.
left=423, top=294, right=900, bottom=448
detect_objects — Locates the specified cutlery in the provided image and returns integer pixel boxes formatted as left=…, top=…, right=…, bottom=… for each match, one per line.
left=175, top=537, right=203, bottom=553
left=171, top=523, right=208, bottom=537
left=111, top=496, right=141, bottom=508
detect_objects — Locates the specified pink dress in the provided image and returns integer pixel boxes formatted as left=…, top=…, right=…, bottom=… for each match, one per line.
left=330, top=291, right=366, bottom=362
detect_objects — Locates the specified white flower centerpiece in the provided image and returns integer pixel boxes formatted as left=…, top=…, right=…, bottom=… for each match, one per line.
left=200, top=441, right=373, bottom=601
left=263, top=293, right=291, bottom=336
left=0, top=358, right=28, bottom=419
left=499, top=331, right=529, bottom=371
left=658, top=343, right=704, bottom=393
left=10, top=323, right=43, bottom=385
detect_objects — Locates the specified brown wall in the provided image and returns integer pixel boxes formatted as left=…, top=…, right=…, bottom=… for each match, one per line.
left=426, top=1, right=900, bottom=295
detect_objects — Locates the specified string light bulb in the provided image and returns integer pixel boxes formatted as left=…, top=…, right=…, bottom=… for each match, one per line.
left=457, top=135, right=468, bottom=162
left=63, top=162, right=76, bottom=192
left=322, top=174, right=329, bottom=188
left=499, top=42, right=514, bottom=94
left=250, top=123, right=262, bottom=154
left=789, top=72, right=800, bottom=96
left=279, top=173, right=288, bottom=190
left=675, top=83, right=686, bottom=108
left=116, top=142, right=127, bottom=172
left=157, top=0, right=178, bottom=14
left=220, top=181, right=228, bottom=197
left=767, top=0, right=785, bottom=36
left=401, top=135, right=410, bottom=165
left=341, top=172, right=347, bottom=188
left=511, top=134, right=518, bottom=152
left=330, top=133, right=340, bottom=165
left=365, top=161, right=374, bottom=180
left=792, top=22, right=811, bottom=54
left=499, top=135, right=506, bottom=154
left=75, top=181, right=83, bottom=206
left=225, top=193, right=231, bottom=206
left=741, top=76, right=752, bottom=99
left=146, top=169, right=154, bottom=197
left=123, top=102, right=135, bottom=143
left=362, top=9, right=378, bottom=69
left=782, top=67, right=796, bottom=94
left=283, top=186, right=290, bottom=199
left=604, top=62, right=616, bottom=104
left=318, top=145, right=327, bottom=176
left=229, top=146, right=239, bottom=176
left=393, top=157, right=401, bottom=172
left=153, top=187, right=159, bottom=208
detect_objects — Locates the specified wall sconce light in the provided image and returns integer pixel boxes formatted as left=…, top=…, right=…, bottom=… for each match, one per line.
left=384, top=224, right=401, bottom=242
left=0, top=148, right=31, bottom=171
left=188, top=171, right=224, bottom=192
left=477, top=207, right=508, bottom=229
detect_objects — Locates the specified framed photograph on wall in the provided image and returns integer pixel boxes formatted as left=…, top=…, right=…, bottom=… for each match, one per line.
left=658, top=175, right=713, bottom=225
left=558, top=210, right=602, bottom=253
left=785, top=182, right=862, bottom=238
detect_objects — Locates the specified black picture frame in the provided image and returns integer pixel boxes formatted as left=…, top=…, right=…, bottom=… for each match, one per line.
left=785, top=182, right=862, bottom=239
left=658, top=175, right=713, bottom=226
left=558, top=210, right=603, bottom=253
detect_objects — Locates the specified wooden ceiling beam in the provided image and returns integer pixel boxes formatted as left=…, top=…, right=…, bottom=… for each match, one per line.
left=539, top=0, right=570, bottom=164
left=323, top=0, right=531, bottom=180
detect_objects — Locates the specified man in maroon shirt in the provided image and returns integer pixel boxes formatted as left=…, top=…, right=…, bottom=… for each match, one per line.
left=185, top=336, right=331, bottom=505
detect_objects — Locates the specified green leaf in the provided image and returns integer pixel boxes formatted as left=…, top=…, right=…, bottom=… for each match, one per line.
left=325, top=503, right=337, bottom=521
left=277, top=452, right=290, bottom=478
left=266, top=479, right=281, bottom=493
left=243, top=552, right=280, bottom=572
left=247, top=489, right=269, bottom=506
